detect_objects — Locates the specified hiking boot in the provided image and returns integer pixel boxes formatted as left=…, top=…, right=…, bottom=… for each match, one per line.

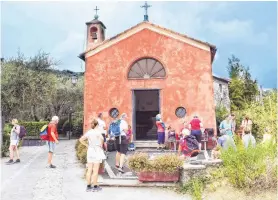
left=14, top=159, right=20, bottom=163
left=92, top=186, right=102, bottom=192
left=49, top=164, right=56, bottom=168
left=6, top=159, right=13, bottom=164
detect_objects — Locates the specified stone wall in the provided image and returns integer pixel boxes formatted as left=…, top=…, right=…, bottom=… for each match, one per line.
left=180, top=159, right=223, bottom=184
left=213, top=78, right=230, bottom=111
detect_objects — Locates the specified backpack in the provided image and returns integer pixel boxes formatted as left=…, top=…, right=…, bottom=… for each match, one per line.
left=40, top=125, right=49, bottom=141
left=18, top=126, right=27, bottom=139
left=180, top=135, right=199, bottom=157
left=108, top=120, right=121, bottom=137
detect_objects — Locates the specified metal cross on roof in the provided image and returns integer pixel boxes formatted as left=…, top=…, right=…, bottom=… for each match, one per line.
left=94, top=6, right=99, bottom=19
left=141, top=1, right=151, bottom=21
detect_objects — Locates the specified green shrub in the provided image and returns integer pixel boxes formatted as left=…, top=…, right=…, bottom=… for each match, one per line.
left=220, top=137, right=277, bottom=189
left=215, top=105, right=229, bottom=123
left=20, top=121, right=48, bottom=137
left=76, top=140, right=88, bottom=164
left=4, top=121, right=48, bottom=138
left=178, top=177, right=205, bottom=200
left=128, top=153, right=183, bottom=173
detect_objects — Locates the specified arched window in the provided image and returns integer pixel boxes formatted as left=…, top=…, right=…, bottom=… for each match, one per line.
left=90, top=26, right=98, bottom=40
left=128, top=57, right=166, bottom=79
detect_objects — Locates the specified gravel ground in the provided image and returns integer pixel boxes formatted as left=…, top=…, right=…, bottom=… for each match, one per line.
left=1, top=140, right=191, bottom=200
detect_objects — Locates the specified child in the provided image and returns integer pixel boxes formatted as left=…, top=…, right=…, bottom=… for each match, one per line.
left=126, top=125, right=133, bottom=143
left=167, top=126, right=177, bottom=150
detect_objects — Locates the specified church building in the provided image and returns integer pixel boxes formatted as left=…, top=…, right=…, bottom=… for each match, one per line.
left=79, top=4, right=218, bottom=141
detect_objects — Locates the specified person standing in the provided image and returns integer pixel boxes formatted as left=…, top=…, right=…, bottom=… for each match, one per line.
left=79, top=118, right=106, bottom=192
left=97, top=113, right=107, bottom=152
left=219, top=115, right=233, bottom=137
left=115, top=113, right=129, bottom=173
left=188, top=116, right=203, bottom=150
left=155, top=114, right=166, bottom=150
left=6, top=119, right=20, bottom=164
left=231, top=113, right=236, bottom=134
left=241, top=115, right=253, bottom=136
left=242, top=131, right=256, bottom=148
left=47, top=116, right=59, bottom=168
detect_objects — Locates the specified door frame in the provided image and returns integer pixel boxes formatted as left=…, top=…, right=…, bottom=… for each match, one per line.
left=131, top=89, right=161, bottom=141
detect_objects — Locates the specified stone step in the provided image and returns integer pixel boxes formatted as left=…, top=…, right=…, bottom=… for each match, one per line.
left=99, top=178, right=177, bottom=187
left=134, top=140, right=158, bottom=148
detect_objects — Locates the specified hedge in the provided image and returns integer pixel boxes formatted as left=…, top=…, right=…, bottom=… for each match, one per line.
left=4, top=121, right=48, bottom=138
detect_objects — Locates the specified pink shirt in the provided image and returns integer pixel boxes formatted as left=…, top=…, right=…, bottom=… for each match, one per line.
left=156, top=121, right=165, bottom=132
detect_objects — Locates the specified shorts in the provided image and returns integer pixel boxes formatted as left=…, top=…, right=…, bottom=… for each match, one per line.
left=191, top=130, right=202, bottom=143
left=157, top=132, right=165, bottom=144
left=10, top=140, right=19, bottom=146
left=102, top=133, right=107, bottom=143
left=87, top=147, right=106, bottom=164
left=47, top=141, right=56, bottom=153
left=115, top=136, right=128, bottom=155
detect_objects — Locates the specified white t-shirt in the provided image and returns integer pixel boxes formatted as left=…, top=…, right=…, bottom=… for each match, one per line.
left=83, top=129, right=103, bottom=148
left=120, top=120, right=128, bottom=136
left=97, top=118, right=106, bottom=134
left=242, top=134, right=256, bottom=148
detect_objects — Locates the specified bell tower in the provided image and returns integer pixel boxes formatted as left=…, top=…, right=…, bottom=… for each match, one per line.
left=85, top=6, right=106, bottom=50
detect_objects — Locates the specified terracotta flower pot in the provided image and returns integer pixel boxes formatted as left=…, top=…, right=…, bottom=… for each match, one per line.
left=138, top=170, right=180, bottom=182
left=98, top=165, right=105, bottom=174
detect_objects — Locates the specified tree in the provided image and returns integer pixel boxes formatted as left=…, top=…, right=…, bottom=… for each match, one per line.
left=1, top=50, right=84, bottom=122
left=227, top=55, right=244, bottom=79
left=227, top=55, right=259, bottom=111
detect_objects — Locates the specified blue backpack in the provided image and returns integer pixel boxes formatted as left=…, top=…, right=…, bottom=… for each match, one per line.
left=109, top=120, right=121, bottom=137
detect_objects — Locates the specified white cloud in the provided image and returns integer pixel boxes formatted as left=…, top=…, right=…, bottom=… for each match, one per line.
left=206, top=19, right=269, bottom=45
left=51, top=32, right=84, bottom=58
left=2, top=1, right=273, bottom=72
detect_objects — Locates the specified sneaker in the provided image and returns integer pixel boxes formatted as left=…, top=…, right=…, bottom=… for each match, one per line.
left=115, top=165, right=120, bottom=169
left=49, top=164, right=56, bottom=168
left=92, top=186, right=102, bottom=192
left=14, top=159, right=20, bottom=163
left=6, top=159, right=13, bottom=164
left=86, top=186, right=93, bottom=192
left=118, top=167, right=124, bottom=173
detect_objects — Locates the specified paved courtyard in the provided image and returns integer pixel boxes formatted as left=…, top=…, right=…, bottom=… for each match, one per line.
left=1, top=140, right=191, bottom=200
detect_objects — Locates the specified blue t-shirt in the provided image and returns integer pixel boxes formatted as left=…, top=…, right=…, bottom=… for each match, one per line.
left=219, top=120, right=233, bottom=137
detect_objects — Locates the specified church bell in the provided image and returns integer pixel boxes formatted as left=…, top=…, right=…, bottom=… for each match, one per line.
left=91, top=32, right=97, bottom=40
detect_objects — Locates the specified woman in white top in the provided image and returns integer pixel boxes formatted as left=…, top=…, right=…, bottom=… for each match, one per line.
left=6, top=119, right=20, bottom=164
left=79, top=119, right=106, bottom=192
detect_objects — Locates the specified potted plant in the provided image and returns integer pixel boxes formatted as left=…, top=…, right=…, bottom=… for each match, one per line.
left=128, top=153, right=183, bottom=182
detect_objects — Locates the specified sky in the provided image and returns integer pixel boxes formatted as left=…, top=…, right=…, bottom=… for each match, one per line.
left=1, top=1, right=277, bottom=88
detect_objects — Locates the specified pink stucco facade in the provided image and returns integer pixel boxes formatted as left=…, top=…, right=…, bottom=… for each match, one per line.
left=83, top=27, right=216, bottom=135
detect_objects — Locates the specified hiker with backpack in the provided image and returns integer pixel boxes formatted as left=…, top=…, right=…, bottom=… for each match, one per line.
left=109, top=113, right=129, bottom=173
left=178, top=128, right=200, bottom=159
left=6, top=119, right=21, bottom=164
left=188, top=115, right=203, bottom=150
left=46, top=116, right=59, bottom=168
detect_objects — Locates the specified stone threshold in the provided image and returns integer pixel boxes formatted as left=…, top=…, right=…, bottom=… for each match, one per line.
left=98, top=177, right=177, bottom=187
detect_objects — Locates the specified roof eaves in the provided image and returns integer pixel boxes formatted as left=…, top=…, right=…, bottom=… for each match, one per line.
left=78, top=21, right=217, bottom=61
